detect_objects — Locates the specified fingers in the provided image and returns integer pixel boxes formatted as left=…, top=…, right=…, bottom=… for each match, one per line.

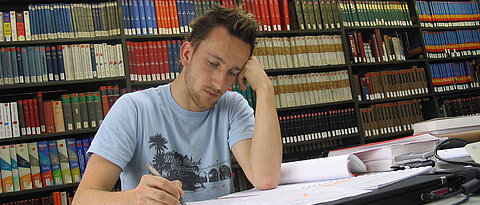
left=172, top=180, right=184, bottom=196
left=141, top=186, right=180, bottom=205
left=143, top=175, right=182, bottom=199
left=237, top=71, right=247, bottom=91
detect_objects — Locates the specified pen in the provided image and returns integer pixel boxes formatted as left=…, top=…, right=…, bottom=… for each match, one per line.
left=391, top=160, right=436, bottom=171
left=146, top=162, right=186, bottom=205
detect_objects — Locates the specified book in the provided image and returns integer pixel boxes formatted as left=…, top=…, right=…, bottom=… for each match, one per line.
left=16, top=143, right=32, bottom=190
left=66, top=138, right=81, bottom=183
left=56, top=139, right=72, bottom=184
left=37, top=141, right=53, bottom=187
left=280, top=153, right=366, bottom=184
left=27, top=142, right=42, bottom=188
left=9, top=145, right=20, bottom=191
left=76, top=139, right=86, bottom=177
left=48, top=140, right=63, bottom=186
left=329, top=133, right=438, bottom=171
left=0, top=145, right=14, bottom=192
left=413, top=115, right=480, bottom=136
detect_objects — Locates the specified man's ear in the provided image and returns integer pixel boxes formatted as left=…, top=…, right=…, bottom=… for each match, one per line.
left=180, top=41, right=193, bottom=67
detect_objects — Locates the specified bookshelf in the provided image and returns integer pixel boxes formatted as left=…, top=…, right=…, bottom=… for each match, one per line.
left=1, top=0, right=480, bottom=203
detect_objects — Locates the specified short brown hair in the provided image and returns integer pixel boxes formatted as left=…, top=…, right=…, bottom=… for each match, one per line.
left=186, top=4, right=259, bottom=55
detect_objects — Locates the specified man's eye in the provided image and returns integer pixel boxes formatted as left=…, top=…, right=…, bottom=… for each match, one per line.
left=208, top=60, right=219, bottom=67
left=228, top=71, right=236, bottom=76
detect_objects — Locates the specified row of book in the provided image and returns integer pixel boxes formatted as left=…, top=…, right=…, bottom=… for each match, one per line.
left=0, top=137, right=93, bottom=193
left=423, top=29, right=480, bottom=59
left=352, top=66, right=429, bottom=102
left=416, top=0, right=480, bottom=28
left=270, top=70, right=352, bottom=108
left=431, top=61, right=480, bottom=93
left=438, top=95, right=480, bottom=117
left=4, top=191, right=71, bottom=205
left=0, top=43, right=124, bottom=86
left=339, top=0, right=412, bottom=27
left=360, top=99, right=423, bottom=137
left=348, top=30, right=406, bottom=64
left=279, top=107, right=358, bottom=145
left=127, top=40, right=181, bottom=82
left=0, top=87, right=122, bottom=139
left=254, top=35, right=345, bottom=70
left=292, top=0, right=341, bottom=30
left=0, top=2, right=120, bottom=42
left=121, top=0, right=289, bottom=35
left=283, top=139, right=343, bottom=156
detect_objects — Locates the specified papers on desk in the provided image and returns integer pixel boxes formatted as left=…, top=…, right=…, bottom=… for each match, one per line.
left=189, top=167, right=432, bottom=205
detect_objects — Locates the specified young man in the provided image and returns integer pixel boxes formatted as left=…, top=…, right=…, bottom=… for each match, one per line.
left=73, top=5, right=282, bottom=204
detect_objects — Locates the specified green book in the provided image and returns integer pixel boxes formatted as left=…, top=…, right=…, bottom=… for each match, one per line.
left=70, top=93, right=82, bottom=130
left=62, top=94, right=74, bottom=131
left=331, top=0, right=341, bottom=28
left=48, top=141, right=63, bottom=186
left=78, top=93, right=89, bottom=129
left=94, top=91, right=104, bottom=127
left=294, top=0, right=306, bottom=30
left=86, top=92, right=97, bottom=128
left=313, top=0, right=323, bottom=29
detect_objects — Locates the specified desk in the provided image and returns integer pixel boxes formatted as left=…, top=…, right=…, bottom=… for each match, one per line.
left=324, top=167, right=480, bottom=205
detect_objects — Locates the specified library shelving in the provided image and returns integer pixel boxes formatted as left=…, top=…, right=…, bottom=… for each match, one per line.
left=1, top=0, right=480, bottom=202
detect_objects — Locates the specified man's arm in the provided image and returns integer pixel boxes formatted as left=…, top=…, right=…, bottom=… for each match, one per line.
left=232, top=56, right=283, bottom=190
left=72, top=154, right=183, bottom=205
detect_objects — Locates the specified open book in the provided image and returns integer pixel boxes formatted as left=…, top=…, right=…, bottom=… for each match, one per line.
left=279, top=154, right=367, bottom=184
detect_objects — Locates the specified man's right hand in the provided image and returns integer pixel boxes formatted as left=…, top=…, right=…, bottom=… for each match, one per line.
left=134, top=175, right=184, bottom=205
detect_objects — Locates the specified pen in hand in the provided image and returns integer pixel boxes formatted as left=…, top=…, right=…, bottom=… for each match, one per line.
left=146, top=162, right=186, bottom=205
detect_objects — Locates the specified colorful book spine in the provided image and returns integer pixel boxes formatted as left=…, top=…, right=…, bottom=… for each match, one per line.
left=48, top=140, right=63, bottom=185
left=0, top=145, right=14, bottom=192
left=56, top=139, right=73, bottom=184
left=9, top=145, right=20, bottom=191
left=37, top=141, right=53, bottom=187
left=76, top=139, right=86, bottom=176
left=66, top=138, right=81, bottom=183
left=16, top=143, right=32, bottom=190
left=27, top=142, right=42, bottom=188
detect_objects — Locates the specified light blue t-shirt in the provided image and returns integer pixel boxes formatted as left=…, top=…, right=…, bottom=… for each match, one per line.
left=88, top=84, right=254, bottom=202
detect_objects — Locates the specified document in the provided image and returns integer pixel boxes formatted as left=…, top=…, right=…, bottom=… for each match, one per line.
left=189, top=167, right=432, bottom=205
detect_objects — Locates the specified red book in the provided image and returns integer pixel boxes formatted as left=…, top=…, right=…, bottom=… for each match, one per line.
left=36, top=92, right=46, bottom=133
left=100, top=86, right=110, bottom=117
left=142, top=42, right=152, bottom=81
left=357, top=32, right=366, bottom=62
left=268, top=0, right=277, bottom=31
left=243, top=0, right=250, bottom=13
left=273, top=0, right=282, bottom=30
left=161, top=0, right=171, bottom=34
left=134, top=42, right=144, bottom=81
left=16, top=12, right=25, bottom=41
left=154, top=0, right=163, bottom=34
left=374, top=29, right=385, bottom=62
left=349, top=34, right=358, bottom=63
left=161, top=41, right=169, bottom=80
left=53, top=191, right=61, bottom=205
left=126, top=42, right=135, bottom=81
left=156, top=41, right=165, bottom=80
left=279, top=0, right=290, bottom=31
left=32, top=99, right=41, bottom=135
left=23, top=99, right=31, bottom=135
left=261, top=0, right=271, bottom=31
left=253, top=0, right=262, bottom=31
left=169, top=0, right=180, bottom=34
left=43, top=101, right=55, bottom=133
left=148, top=41, right=158, bottom=81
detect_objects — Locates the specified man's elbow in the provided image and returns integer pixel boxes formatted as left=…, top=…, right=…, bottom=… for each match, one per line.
left=252, top=174, right=280, bottom=190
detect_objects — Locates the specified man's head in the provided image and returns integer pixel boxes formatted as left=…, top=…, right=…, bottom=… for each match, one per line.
left=175, top=5, right=259, bottom=112
left=186, top=4, right=259, bottom=56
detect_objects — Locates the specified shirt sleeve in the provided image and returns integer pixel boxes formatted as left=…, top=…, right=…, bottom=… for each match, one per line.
left=227, top=92, right=255, bottom=149
left=88, top=94, right=138, bottom=171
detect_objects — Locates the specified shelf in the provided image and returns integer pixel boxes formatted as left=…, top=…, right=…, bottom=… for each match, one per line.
left=427, top=55, right=480, bottom=63
left=344, top=25, right=419, bottom=30
left=131, top=79, right=173, bottom=88
left=265, top=64, right=347, bottom=76
left=0, top=36, right=121, bottom=46
left=0, top=183, right=79, bottom=201
left=421, top=26, right=480, bottom=31
left=0, top=77, right=126, bottom=94
left=125, top=34, right=188, bottom=41
left=351, top=59, right=425, bottom=68
left=283, top=133, right=360, bottom=148
left=0, top=128, right=98, bottom=146
left=434, top=87, right=480, bottom=97
left=364, top=130, right=414, bottom=143
left=358, top=93, right=433, bottom=106
left=277, top=100, right=354, bottom=112
left=258, top=29, right=342, bottom=37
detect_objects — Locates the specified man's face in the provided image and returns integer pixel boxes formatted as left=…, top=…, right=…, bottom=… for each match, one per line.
left=182, top=26, right=251, bottom=111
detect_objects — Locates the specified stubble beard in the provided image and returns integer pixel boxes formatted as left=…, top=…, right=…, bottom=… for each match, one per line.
left=184, top=66, right=218, bottom=110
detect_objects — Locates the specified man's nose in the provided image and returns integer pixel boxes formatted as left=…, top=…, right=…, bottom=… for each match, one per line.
left=211, top=69, right=227, bottom=92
